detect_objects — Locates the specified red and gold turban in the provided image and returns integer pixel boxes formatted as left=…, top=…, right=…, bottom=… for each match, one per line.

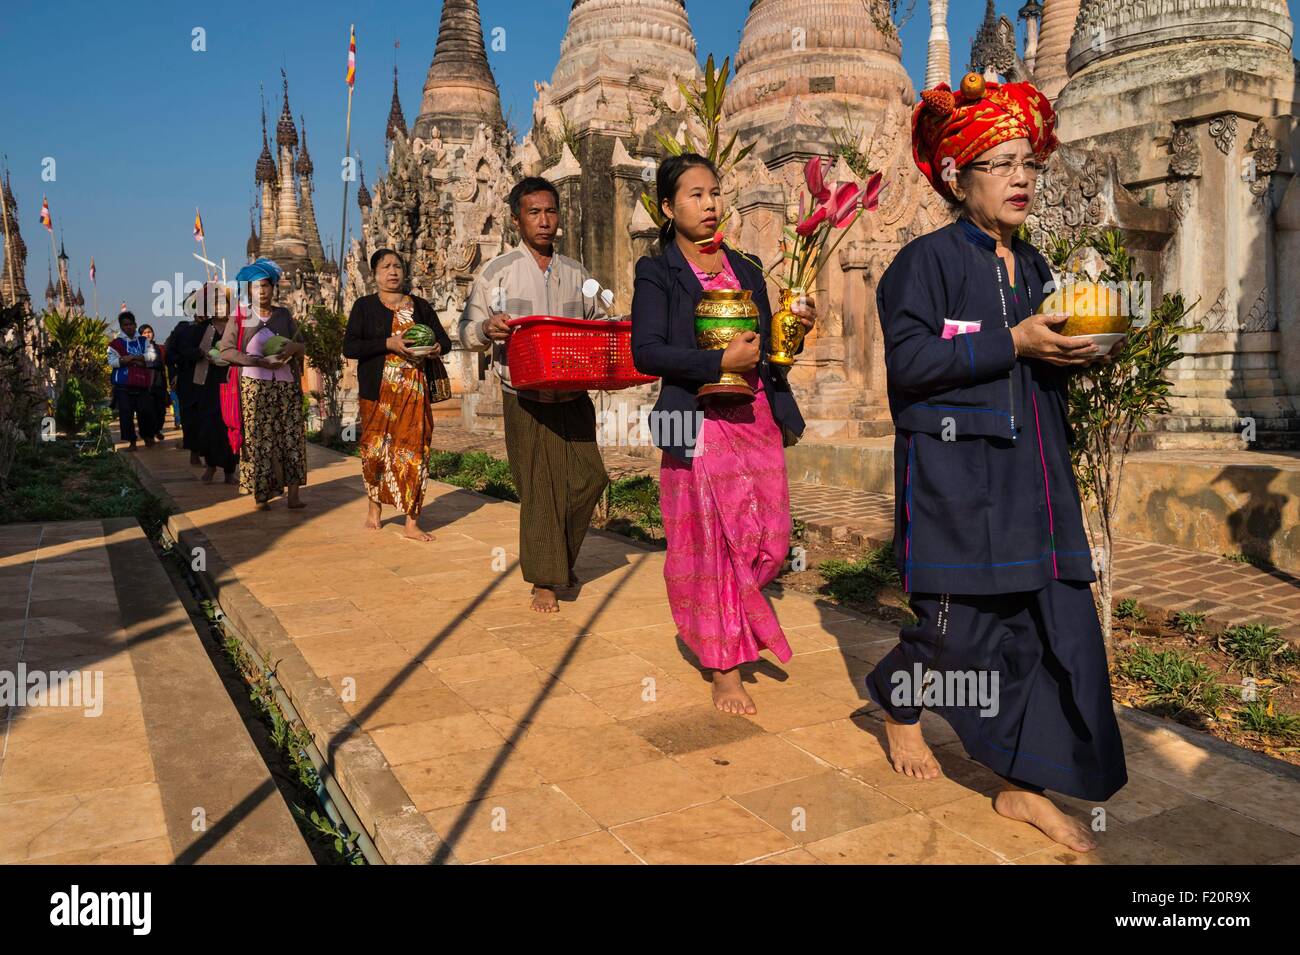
left=912, top=73, right=1059, bottom=202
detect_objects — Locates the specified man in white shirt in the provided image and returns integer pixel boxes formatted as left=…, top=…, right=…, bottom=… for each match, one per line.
left=459, top=177, right=610, bottom=613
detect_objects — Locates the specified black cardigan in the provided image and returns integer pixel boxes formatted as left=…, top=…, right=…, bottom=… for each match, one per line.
left=343, top=293, right=454, bottom=401
left=630, top=242, right=805, bottom=465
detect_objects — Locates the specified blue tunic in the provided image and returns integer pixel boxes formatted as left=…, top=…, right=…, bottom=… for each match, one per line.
left=877, top=219, right=1096, bottom=595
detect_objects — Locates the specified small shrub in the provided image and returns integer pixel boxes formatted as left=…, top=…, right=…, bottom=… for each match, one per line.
left=1217, top=624, right=1297, bottom=678
left=1115, top=598, right=1146, bottom=622
left=1171, top=610, right=1206, bottom=636
left=1235, top=698, right=1300, bottom=746
left=1118, top=645, right=1225, bottom=717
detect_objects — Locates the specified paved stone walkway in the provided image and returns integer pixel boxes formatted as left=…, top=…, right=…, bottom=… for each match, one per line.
left=124, top=438, right=1300, bottom=864
left=430, top=425, right=1300, bottom=645
left=0, top=518, right=310, bottom=864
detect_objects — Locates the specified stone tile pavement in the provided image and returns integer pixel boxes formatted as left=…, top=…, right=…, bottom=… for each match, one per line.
left=0, top=518, right=311, bottom=864
left=120, top=438, right=1300, bottom=864
left=431, top=425, right=1300, bottom=646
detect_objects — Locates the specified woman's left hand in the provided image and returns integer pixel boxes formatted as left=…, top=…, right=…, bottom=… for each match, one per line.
left=791, top=293, right=817, bottom=331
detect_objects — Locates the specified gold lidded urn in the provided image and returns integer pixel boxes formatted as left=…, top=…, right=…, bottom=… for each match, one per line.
left=769, top=287, right=809, bottom=366
left=695, top=289, right=759, bottom=402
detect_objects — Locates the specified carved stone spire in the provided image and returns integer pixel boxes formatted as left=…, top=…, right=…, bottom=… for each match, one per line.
left=1019, top=1, right=1044, bottom=74
left=726, top=0, right=913, bottom=141
left=925, top=0, right=951, bottom=90
left=550, top=0, right=698, bottom=97
left=272, top=72, right=308, bottom=270
left=246, top=204, right=259, bottom=261
left=412, top=0, right=504, bottom=143
left=356, top=159, right=372, bottom=210
left=256, top=96, right=278, bottom=258
left=1035, top=0, right=1081, bottom=98
left=296, top=117, right=327, bottom=270
left=387, top=64, right=407, bottom=142
left=1, top=171, right=29, bottom=308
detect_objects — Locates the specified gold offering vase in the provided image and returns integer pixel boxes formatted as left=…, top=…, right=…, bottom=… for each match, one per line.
left=695, top=289, right=759, bottom=402
left=769, top=287, right=809, bottom=366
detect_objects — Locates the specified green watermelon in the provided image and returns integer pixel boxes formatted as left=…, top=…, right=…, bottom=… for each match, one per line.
left=261, top=334, right=290, bottom=357
left=403, top=324, right=435, bottom=346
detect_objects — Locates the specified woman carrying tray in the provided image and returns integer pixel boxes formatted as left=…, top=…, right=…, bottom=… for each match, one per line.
left=345, top=247, right=453, bottom=542
left=630, top=153, right=816, bottom=716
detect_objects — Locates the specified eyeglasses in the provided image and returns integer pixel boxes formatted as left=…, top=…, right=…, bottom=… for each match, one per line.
left=967, top=158, right=1048, bottom=178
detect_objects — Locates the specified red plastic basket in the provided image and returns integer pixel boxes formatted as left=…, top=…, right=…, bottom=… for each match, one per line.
left=504, top=316, right=657, bottom=392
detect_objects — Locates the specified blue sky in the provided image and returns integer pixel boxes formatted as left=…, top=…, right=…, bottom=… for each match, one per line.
left=2, top=0, right=1290, bottom=332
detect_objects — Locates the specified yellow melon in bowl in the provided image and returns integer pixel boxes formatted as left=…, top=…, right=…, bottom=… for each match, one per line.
left=1038, top=281, right=1131, bottom=337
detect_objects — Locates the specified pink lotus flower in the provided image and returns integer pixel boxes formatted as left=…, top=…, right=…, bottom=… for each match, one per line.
left=861, top=171, right=885, bottom=213
left=796, top=205, right=829, bottom=237
left=804, top=156, right=831, bottom=204
left=694, top=230, right=725, bottom=254
left=829, top=182, right=864, bottom=227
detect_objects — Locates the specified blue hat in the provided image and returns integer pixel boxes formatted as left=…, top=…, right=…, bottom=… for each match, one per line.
left=235, top=257, right=283, bottom=286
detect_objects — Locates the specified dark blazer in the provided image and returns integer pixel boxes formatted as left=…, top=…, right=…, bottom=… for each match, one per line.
left=878, top=219, right=1094, bottom=594
left=630, top=242, right=805, bottom=464
left=344, top=293, right=453, bottom=402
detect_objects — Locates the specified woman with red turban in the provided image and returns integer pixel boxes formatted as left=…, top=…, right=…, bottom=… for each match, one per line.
left=866, top=74, right=1127, bottom=852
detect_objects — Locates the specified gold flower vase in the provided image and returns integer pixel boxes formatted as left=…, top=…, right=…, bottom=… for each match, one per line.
left=769, top=288, right=809, bottom=366
left=695, top=289, right=759, bottom=402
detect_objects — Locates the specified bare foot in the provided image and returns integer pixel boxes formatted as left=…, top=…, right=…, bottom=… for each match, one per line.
left=200, top=467, right=215, bottom=484
left=530, top=586, right=559, bottom=613
left=711, top=668, right=756, bottom=716
left=403, top=517, right=434, bottom=542
left=994, top=786, right=1097, bottom=853
left=365, top=501, right=382, bottom=531
left=882, top=714, right=942, bottom=779
left=287, top=497, right=306, bottom=510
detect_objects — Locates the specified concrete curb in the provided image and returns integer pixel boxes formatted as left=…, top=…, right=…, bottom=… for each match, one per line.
left=120, top=452, right=456, bottom=865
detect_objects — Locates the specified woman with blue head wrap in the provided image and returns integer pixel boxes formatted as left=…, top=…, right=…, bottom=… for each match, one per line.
left=219, top=257, right=310, bottom=509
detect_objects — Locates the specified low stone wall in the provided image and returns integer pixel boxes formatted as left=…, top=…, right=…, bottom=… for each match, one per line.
left=785, top=439, right=1300, bottom=574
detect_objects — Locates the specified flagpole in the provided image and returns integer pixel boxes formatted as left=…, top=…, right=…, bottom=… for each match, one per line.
left=335, top=24, right=355, bottom=316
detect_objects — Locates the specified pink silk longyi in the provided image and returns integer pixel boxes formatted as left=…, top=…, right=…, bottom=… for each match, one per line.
left=658, top=258, right=794, bottom=671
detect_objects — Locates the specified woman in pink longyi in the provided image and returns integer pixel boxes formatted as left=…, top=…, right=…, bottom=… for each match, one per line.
left=631, top=153, right=816, bottom=716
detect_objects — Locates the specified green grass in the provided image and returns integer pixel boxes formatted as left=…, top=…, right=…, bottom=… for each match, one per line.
left=1117, top=645, right=1226, bottom=717
left=1217, top=623, right=1297, bottom=678
left=606, top=475, right=662, bottom=531
left=0, top=413, right=170, bottom=535
left=818, top=543, right=901, bottom=606
left=1235, top=698, right=1300, bottom=747
left=427, top=450, right=519, bottom=502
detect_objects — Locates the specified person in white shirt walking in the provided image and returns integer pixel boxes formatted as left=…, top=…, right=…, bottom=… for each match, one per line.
left=459, top=177, right=610, bottom=613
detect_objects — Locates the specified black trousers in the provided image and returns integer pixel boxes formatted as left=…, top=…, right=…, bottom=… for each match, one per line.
left=866, top=580, right=1127, bottom=801
left=150, top=385, right=169, bottom=434
left=115, top=386, right=158, bottom=444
